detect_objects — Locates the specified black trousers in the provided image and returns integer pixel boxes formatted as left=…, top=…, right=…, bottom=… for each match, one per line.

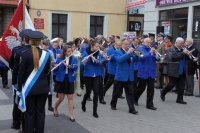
left=133, top=70, right=139, bottom=89
left=161, top=75, right=185, bottom=101
left=12, top=91, right=22, bottom=129
left=103, top=74, right=115, bottom=96
left=0, top=67, right=8, bottom=87
left=110, top=80, right=135, bottom=111
left=99, top=77, right=104, bottom=101
left=159, top=66, right=164, bottom=88
left=82, top=76, right=101, bottom=111
left=135, top=78, right=155, bottom=107
left=80, top=66, right=85, bottom=89
left=25, top=94, right=48, bottom=133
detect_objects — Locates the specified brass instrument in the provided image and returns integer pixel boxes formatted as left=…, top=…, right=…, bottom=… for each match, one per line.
left=148, top=45, right=165, bottom=62
left=182, top=46, right=198, bottom=61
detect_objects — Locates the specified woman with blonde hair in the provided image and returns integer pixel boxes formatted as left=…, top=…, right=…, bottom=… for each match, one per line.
left=18, top=30, right=51, bottom=133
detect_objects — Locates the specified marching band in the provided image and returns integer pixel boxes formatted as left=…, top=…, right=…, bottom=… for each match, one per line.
left=8, top=29, right=200, bottom=133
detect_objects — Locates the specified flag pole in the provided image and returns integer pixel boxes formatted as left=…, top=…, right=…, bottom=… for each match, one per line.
left=22, top=0, right=26, bottom=29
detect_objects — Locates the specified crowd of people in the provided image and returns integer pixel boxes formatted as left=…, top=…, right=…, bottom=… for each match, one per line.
left=0, top=29, right=199, bottom=133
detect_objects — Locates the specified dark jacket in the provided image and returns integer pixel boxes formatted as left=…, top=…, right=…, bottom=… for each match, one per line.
left=166, top=45, right=185, bottom=78
left=185, top=45, right=199, bottom=75
left=18, top=47, right=51, bottom=95
left=9, top=45, right=25, bottom=85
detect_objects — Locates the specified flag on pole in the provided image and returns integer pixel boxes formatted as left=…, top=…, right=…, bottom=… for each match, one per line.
left=0, top=0, right=35, bottom=67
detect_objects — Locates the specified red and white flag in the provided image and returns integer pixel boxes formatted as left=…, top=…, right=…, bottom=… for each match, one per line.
left=0, top=0, right=35, bottom=67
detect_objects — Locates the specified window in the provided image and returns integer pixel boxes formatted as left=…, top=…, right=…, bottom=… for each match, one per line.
left=90, top=15, right=104, bottom=38
left=52, top=14, right=67, bottom=42
left=193, top=6, right=200, bottom=40
left=160, top=8, right=188, bottom=21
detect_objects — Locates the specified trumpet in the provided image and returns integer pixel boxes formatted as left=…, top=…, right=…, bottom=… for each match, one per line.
left=128, top=47, right=144, bottom=57
left=148, top=45, right=162, bottom=57
left=148, top=45, right=165, bottom=62
left=182, top=46, right=198, bottom=61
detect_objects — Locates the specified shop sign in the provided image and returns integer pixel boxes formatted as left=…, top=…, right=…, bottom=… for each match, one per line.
left=161, top=21, right=170, bottom=35
left=126, top=0, right=147, bottom=8
left=123, top=32, right=136, bottom=41
left=156, top=0, right=198, bottom=7
left=34, top=18, right=44, bottom=29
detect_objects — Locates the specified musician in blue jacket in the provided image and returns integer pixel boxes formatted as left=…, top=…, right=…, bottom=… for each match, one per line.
left=134, top=38, right=158, bottom=110
left=54, top=45, right=77, bottom=122
left=103, top=40, right=121, bottom=96
left=110, top=39, right=138, bottom=114
left=81, top=39, right=103, bottom=118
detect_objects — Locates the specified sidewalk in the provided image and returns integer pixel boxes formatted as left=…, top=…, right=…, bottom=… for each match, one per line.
left=0, top=72, right=200, bottom=133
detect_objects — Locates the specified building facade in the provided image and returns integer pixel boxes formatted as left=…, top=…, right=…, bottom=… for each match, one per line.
left=144, top=0, right=200, bottom=46
left=29, top=0, right=127, bottom=42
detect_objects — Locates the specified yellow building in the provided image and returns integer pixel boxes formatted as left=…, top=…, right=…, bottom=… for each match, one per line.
left=29, top=0, right=127, bottom=42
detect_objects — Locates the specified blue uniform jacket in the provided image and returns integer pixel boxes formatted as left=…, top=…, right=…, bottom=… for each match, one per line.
left=129, top=44, right=139, bottom=71
left=55, top=56, right=78, bottom=83
left=137, top=44, right=157, bottom=79
left=114, top=49, right=135, bottom=82
left=107, top=46, right=117, bottom=75
left=81, top=50, right=104, bottom=77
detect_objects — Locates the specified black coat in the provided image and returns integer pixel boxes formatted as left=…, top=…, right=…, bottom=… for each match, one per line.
left=9, top=45, right=24, bottom=85
left=185, top=45, right=199, bottom=75
left=18, top=46, right=51, bottom=95
left=165, top=45, right=185, bottom=78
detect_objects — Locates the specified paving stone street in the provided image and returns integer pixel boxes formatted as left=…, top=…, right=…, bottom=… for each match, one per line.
left=0, top=73, right=200, bottom=133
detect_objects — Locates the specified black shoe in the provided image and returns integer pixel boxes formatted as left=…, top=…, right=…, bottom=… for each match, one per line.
left=87, top=97, right=92, bottom=101
left=11, top=125, right=20, bottom=130
left=93, top=112, right=99, bottom=118
left=48, top=107, right=54, bottom=112
left=69, top=118, right=75, bottom=122
left=129, top=110, right=138, bottom=115
left=77, top=93, right=82, bottom=97
left=81, top=103, right=86, bottom=112
left=176, top=100, right=187, bottom=104
left=160, top=94, right=165, bottom=101
left=195, top=94, right=200, bottom=97
left=146, top=106, right=157, bottom=110
left=119, top=96, right=125, bottom=99
left=111, top=106, right=117, bottom=110
left=99, top=100, right=106, bottom=104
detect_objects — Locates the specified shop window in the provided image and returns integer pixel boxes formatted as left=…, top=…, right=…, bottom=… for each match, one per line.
left=193, top=6, right=200, bottom=40
left=52, top=14, right=67, bottom=42
left=160, top=8, right=188, bottom=21
left=90, top=15, right=104, bottom=38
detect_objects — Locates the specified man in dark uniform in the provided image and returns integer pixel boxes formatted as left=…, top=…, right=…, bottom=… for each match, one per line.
left=184, top=38, right=199, bottom=96
left=161, top=37, right=187, bottom=104
left=9, top=29, right=31, bottom=131
left=18, top=30, right=50, bottom=133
